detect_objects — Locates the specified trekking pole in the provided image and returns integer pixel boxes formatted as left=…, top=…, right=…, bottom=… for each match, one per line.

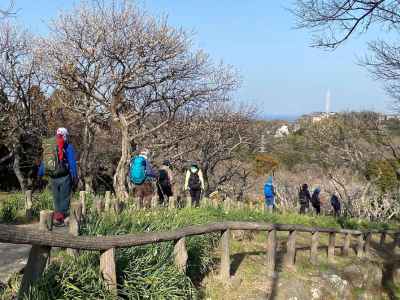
left=156, top=181, right=166, bottom=208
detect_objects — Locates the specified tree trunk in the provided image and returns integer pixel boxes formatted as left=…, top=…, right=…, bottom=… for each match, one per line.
left=113, top=117, right=130, bottom=200
left=13, top=144, right=26, bottom=192
left=79, top=119, right=95, bottom=193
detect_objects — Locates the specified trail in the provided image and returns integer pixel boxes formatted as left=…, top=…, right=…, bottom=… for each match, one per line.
left=0, top=224, right=67, bottom=284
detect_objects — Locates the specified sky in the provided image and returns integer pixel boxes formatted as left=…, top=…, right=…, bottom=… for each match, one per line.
left=8, top=0, right=394, bottom=116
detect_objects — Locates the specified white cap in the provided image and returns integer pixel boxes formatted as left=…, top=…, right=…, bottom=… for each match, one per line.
left=56, top=127, right=69, bottom=141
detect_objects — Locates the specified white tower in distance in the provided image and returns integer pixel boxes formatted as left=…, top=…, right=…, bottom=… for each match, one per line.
left=325, top=89, right=331, bottom=115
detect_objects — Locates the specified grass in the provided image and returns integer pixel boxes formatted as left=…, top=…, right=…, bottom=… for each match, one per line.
left=0, top=193, right=399, bottom=299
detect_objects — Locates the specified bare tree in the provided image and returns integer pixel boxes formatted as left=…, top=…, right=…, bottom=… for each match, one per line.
left=40, top=8, right=112, bottom=191
left=0, top=22, right=46, bottom=191
left=43, top=1, right=238, bottom=199
left=0, top=0, right=16, bottom=20
left=292, top=0, right=400, bottom=48
left=172, top=104, right=254, bottom=196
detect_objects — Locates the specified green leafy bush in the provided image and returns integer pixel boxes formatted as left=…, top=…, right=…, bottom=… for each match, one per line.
left=0, top=193, right=24, bottom=223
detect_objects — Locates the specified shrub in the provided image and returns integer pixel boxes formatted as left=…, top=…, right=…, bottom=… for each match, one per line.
left=0, top=193, right=24, bottom=223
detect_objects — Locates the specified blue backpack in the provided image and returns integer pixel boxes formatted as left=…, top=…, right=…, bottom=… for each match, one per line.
left=264, top=183, right=274, bottom=198
left=130, top=156, right=147, bottom=184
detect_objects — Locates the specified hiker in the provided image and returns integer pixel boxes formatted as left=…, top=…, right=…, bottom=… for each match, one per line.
left=299, top=183, right=311, bottom=214
left=157, top=160, right=174, bottom=206
left=130, top=149, right=157, bottom=209
left=50, top=128, right=78, bottom=226
left=34, top=159, right=46, bottom=192
left=330, top=194, right=341, bottom=217
left=263, top=176, right=275, bottom=213
left=184, top=162, right=205, bottom=207
left=311, top=188, right=321, bottom=215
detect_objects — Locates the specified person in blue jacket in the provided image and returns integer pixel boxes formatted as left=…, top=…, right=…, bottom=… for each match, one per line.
left=264, top=176, right=276, bottom=213
left=51, top=128, right=78, bottom=226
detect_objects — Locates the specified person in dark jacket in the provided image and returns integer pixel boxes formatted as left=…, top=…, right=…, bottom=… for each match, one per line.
left=299, top=183, right=311, bottom=214
left=157, top=160, right=174, bottom=206
left=311, top=188, right=321, bottom=215
left=51, top=128, right=78, bottom=226
left=330, top=194, right=341, bottom=217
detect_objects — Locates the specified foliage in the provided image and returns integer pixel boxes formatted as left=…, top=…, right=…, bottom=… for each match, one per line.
left=1, top=204, right=399, bottom=299
left=0, top=189, right=54, bottom=223
left=366, top=160, right=399, bottom=192
left=0, top=193, right=23, bottom=223
left=253, top=153, right=279, bottom=175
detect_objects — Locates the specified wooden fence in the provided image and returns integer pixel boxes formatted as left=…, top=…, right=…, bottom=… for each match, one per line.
left=6, top=190, right=400, bottom=298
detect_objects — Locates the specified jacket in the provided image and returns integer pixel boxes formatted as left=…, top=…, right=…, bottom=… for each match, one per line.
left=184, top=169, right=205, bottom=190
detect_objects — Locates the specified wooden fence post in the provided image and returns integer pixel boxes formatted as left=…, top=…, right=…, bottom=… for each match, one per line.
left=174, top=237, right=188, bottom=273
left=114, top=200, right=124, bottom=214
left=67, top=202, right=82, bottom=257
left=152, top=195, right=158, bottom=209
left=186, top=194, right=192, bottom=208
left=343, top=233, right=351, bottom=256
left=357, top=234, right=364, bottom=258
left=220, top=229, right=230, bottom=280
left=96, top=198, right=104, bottom=214
left=79, top=191, right=86, bottom=217
left=267, top=229, right=277, bottom=273
left=380, top=232, right=386, bottom=248
left=310, top=231, right=319, bottom=265
left=168, top=196, right=176, bottom=210
left=100, top=248, right=117, bottom=296
left=224, top=197, right=231, bottom=211
left=25, top=190, right=33, bottom=219
left=285, top=230, right=296, bottom=267
left=328, top=232, right=336, bottom=262
left=364, top=232, right=372, bottom=255
left=105, top=191, right=112, bottom=212
left=18, top=210, right=53, bottom=299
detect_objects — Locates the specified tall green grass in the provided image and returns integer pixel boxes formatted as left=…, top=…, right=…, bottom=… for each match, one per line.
left=1, top=201, right=398, bottom=299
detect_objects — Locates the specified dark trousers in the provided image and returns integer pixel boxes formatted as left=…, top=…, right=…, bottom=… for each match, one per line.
left=313, top=205, right=321, bottom=215
left=333, top=208, right=341, bottom=217
left=52, top=175, right=72, bottom=216
left=157, top=183, right=173, bottom=206
left=299, top=203, right=308, bottom=214
left=190, top=189, right=202, bottom=207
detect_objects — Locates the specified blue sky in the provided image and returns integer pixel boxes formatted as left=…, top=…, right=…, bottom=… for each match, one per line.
left=11, top=0, right=393, bottom=115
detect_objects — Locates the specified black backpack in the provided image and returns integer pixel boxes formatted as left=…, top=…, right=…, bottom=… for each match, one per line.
left=52, top=146, right=69, bottom=178
left=158, top=169, right=171, bottom=189
left=189, top=171, right=201, bottom=190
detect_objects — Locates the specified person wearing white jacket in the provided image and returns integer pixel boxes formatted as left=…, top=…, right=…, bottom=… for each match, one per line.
left=184, top=163, right=205, bottom=207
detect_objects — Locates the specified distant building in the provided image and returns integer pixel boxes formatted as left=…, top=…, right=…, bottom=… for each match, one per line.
left=274, top=125, right=290, bottom=138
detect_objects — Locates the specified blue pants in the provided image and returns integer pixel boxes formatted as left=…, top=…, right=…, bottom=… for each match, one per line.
left=52, top=175, right=72, bottom=216
left=265, top=197, right=274, bottom=206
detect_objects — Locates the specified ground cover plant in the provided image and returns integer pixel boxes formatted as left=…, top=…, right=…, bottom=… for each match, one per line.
left=1, top=201, right=398, bottom=299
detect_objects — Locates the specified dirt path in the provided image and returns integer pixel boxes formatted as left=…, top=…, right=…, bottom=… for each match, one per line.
left=0, top=224, right=68, bottom=284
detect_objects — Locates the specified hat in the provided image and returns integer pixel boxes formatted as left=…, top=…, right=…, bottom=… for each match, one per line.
left=56, top=128, right=68, bottom=141
left=140, top=148, right=150, bottom=156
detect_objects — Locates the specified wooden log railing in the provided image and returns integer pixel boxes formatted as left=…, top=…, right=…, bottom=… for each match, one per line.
left=4, top=207, right=399, bottom=297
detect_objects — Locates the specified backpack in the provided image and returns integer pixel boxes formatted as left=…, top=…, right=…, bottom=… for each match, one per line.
left=311, top=192, right=319, bottom=206
left=299, top=189, right=310, bottom=204
left=51, top=146, right=69, bottom=178
left=130, top=156, right=147, bottom=185
left=158, top=169, right=171, bottom=189
left=189, top=171, right=201, bottom=190
left=264, top=183, right=274, bottom=198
